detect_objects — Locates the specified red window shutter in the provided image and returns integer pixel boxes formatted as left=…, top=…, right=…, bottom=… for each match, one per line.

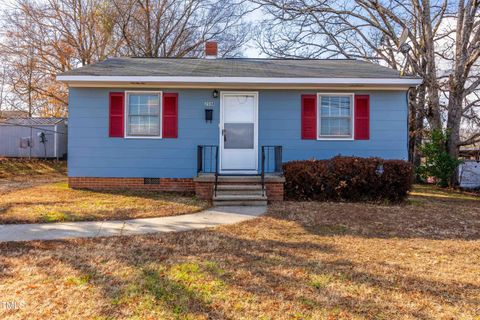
left=163, top=93, right=178, bottom=138
left=301, top=94, right=317, bottom=139
left=109, top=92, right=124, bottom=137
left=354, top=95, right=370, bottom=140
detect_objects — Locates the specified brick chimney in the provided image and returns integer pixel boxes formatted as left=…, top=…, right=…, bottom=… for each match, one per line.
left=205, top=41, right=217, bottom=59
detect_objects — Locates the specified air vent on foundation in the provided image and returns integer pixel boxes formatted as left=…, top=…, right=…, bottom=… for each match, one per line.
left=144, top=178, right=160, bottom=185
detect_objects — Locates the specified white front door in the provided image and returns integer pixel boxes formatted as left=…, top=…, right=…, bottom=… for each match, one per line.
left=220, top=92, right=258, bottom=174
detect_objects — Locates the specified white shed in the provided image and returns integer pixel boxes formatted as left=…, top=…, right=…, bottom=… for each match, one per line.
left=0, top=118, right=67, bottom=159
left=459, top=160, right=480, bottom=189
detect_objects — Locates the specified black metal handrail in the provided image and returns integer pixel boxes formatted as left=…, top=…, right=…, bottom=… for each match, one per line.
left=261, top=145, right=283, bottom=196
left=199, top=145, right=282, bottom=198
left=197, top=145, right=219, bottom=196
left=197, top=145, right=218, bottom=173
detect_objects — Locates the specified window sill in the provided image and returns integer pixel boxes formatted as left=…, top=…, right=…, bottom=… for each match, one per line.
left=124, top=136, right=163, bottom=139
left=317, top=137, right=354, bottom=141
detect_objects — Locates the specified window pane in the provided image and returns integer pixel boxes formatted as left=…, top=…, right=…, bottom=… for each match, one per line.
left=224, top=95, right=255, bottom=122
left=127, top=93, right=161, bottom=136
left=147, top=95, right=159, bottom=105
left=320, top=97, right=330, bottom=116
left=130, top=95, right=139, bottom=106
left=320, top=118, right=351, bottom=136
left=319, top=95, right=352, bottom=137
left=224, top=123, right=254, bottom=149
left=129, top=94, right=159, bottom=116
left=340, top=97, right=350, bottom=116
left=321, top=96, right=351, bottom=117
left=128, top=115, right=160, bottom=136
left=330, top=97, right=341, bottom=116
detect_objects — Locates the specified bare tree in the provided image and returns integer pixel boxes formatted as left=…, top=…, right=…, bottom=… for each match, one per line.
left=253, top=0, right=480, bottom=171
left=113, top=0, right=251, bottom=58
left=0, top=0, right=123, bottom=116
left=0, top=65, right=6, bottom=112
left=0, top=0, right=251, bottom=117
left=441, top=0, right=480, bottom=158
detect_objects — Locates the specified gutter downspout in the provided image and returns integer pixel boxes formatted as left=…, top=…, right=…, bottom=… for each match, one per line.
left=406, top=87, right=411, bottom=162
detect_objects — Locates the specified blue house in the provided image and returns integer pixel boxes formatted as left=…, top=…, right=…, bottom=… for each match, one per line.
left=58, top=42, right=421, bottom=204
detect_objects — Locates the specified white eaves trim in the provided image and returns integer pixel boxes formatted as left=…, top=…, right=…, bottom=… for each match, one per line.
left=57, top=75, right=422, bottom=86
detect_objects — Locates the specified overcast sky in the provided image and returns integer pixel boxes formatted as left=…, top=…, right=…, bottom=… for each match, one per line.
left=243, top=8, right=263, bottom=58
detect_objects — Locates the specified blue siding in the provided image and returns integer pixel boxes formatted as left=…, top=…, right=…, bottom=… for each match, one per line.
left=68, top=88, right=408, bottom=178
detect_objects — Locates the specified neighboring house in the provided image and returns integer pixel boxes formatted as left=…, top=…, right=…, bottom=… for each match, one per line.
left=0, top=118, right=67, bottom=159
left=57, top=41, right=422, bottom=203
left=459, top=147, right=480, bottom=161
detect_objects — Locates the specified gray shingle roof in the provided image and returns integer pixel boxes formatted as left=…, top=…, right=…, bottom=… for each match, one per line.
left=59, top=57, right=418, bottom=79
left=0, top=118, right=65, bottom=126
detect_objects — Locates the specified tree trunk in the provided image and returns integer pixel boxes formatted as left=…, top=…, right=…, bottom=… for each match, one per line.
left=411, top=86, right=426, bottom=176
left=446, top=81, right=463, bottom=185
left=408, top=88, right=417, bottom=163
left=413, top=111, right=424, bottom=168
left=408, top=85, right=426, bottom=170
left=413, top=93, right=425, bottom=167
left=421, top=0, right=442, bottom=130
left=425, top=83, right=442, bottom=129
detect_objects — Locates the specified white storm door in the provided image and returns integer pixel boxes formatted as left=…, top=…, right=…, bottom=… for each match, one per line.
left=220, top=92, right=258, bottom=173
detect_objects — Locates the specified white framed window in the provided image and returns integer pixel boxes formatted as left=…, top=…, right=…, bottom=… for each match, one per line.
left=317, top=93, right=354, bottom=140
left=125, top=91, right=162, bottom=138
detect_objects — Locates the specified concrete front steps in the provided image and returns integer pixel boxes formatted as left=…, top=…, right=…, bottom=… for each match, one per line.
left=194, top=173, right=285, bottom=204
left=213, top=179, right=267, bottom=206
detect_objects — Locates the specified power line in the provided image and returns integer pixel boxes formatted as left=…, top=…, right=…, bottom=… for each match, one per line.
left=0, top=121, right=67, bottom=135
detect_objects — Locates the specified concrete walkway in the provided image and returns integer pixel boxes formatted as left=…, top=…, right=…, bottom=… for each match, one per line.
left=0, top=206, right=266, bottom=242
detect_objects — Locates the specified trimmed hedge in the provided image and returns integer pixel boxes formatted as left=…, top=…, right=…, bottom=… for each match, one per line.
left=283, top=156, right=414, bottom=202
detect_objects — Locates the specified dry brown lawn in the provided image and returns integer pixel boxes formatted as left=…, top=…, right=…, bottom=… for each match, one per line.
left=0, top=158, right=208, bottom=223
left=1, top=185, right=479, bottom=319
left=0, top=181, right=209, bottom=223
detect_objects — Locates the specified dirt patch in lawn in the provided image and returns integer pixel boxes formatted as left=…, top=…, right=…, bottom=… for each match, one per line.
left=0, top=181, right=209, bottom=224
left=0, top=158, right=66, bottom=179
left=0, top=158, right=67, bottom=193
left=0, top=185, right=479, bottom=319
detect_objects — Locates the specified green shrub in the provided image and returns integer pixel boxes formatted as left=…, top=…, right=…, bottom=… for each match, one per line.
left=283, top=156, right=413, bottom=202
left=417, top=130, right=462, bottom=187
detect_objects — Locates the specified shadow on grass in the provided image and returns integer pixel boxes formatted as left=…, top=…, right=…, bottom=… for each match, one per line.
left=1, top=184, right=478, bottom=317
left=2, top=224, right=477, bottom=319
left=267, top=192, right=480, bottom=240
left=77, top=188, right=200, bottom=201
left=0, top=238, right=233, bottom=319
left=0, top=185, right=207, bottom=224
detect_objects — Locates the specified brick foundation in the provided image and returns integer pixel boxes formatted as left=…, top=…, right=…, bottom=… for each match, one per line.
left=68, top=177, right=195, bottom=192
left=195, top=181, right=215, bottom=200
left=265, top=182, right=284, bottom=201
left=69, top=175, right=285, bottom=201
